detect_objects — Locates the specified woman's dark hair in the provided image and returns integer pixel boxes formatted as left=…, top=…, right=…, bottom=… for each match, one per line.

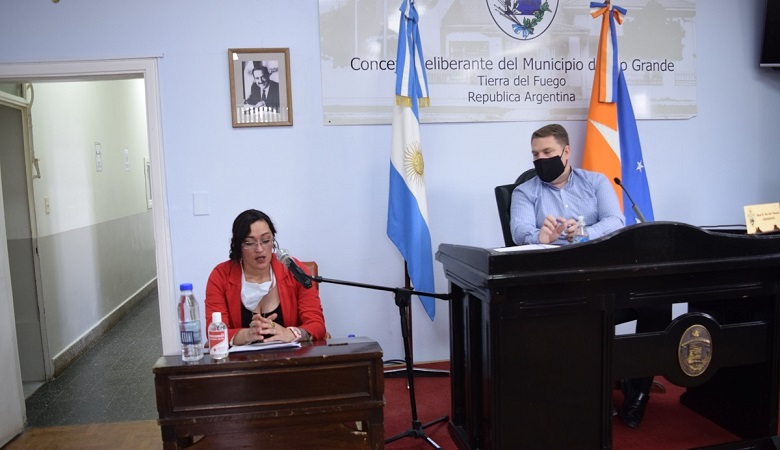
left=229, top=209, right=277, bottom=261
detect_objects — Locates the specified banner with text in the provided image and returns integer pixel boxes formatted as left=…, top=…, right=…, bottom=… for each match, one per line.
left=318, top=0, right=696, bottom=125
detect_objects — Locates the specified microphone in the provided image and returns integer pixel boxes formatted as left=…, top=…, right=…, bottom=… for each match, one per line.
left=275, top=248, right=313, bottom=289
left=613, top=177, right=647, bottom=223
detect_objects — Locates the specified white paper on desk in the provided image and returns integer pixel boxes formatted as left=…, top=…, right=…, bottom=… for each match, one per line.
left=229, top=341, right=301, bottom=353
left=494, top=244, right=558, bottom=252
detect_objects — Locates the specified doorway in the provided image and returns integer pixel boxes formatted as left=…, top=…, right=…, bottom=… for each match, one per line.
left=0, top=58, right=175, bottom=436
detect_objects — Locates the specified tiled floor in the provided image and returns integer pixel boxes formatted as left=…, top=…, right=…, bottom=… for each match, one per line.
left=24, top=291, right=161, bottom=427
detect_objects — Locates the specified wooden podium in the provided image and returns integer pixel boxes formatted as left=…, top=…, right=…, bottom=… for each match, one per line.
left=436, top=222, right=780, bottom=449
left=153, top=337, right=384, bottom=449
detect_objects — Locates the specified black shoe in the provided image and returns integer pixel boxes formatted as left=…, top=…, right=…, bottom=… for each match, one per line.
left=620, top=391, right=649, bottom=428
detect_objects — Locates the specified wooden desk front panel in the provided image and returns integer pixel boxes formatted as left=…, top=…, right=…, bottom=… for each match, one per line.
left=154, top=338, right=384, bottom=449
left=164, top=360, right=378, bottom=416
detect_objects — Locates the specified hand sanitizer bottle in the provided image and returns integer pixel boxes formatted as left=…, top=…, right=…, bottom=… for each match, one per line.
left=208, top=312, right=229, bottom=360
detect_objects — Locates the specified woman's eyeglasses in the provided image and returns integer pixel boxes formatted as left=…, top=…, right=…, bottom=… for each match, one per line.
left=241, top=239, right=274, bottom=250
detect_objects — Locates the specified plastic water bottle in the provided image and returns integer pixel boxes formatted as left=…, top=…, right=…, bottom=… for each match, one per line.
left=572, top=216, right=589, bottom=243
left=208, top=312, right=229, bottom=360
left=178, top=283, right=203, bottom=362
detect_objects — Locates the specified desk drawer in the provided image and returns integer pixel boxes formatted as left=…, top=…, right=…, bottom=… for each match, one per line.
left=158, top=359, right=380, bottom=416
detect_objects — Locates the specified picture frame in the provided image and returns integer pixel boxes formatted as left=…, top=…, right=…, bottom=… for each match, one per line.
left=228, top=48, right=293, bottom=128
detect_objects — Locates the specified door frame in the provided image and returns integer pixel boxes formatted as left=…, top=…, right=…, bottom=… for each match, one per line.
left=0, top=90, right=51, bottom=379
left=0, top=57, right=178, bottom=360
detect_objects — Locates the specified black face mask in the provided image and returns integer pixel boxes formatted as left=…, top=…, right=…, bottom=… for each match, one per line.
left=533, top=154, right=567, bottom=183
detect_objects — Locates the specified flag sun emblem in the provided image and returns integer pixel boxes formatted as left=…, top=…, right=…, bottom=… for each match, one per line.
left=404, top=142, right=425, bottom=186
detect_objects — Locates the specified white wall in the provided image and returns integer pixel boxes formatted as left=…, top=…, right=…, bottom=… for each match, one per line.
left=0, top=0, right=779, bottom=368
left=30, top=79, right=156, bottom=365
left=31, top=80, right=150, bottom=235
left=32, top=79, right=156, bottom=368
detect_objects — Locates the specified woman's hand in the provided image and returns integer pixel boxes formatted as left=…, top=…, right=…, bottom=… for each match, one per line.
left=249, top=312, right=296, bottom=342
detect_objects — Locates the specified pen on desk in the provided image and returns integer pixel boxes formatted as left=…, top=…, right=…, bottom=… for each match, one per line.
left=328, top=342, right=348, bottom=346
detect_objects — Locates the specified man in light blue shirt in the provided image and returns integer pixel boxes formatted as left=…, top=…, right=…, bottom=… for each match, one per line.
left=508, top=124, right=661, bottom=430
left=509, top=123, right=625, bottom=245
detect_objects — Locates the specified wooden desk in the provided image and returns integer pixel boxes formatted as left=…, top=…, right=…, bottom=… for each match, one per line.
left=437, top=223, right=780, bottom=449
left=153, top=337, right=384, bottom=449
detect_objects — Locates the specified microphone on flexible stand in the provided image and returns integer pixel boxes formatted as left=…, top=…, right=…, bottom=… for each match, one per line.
left=275, top=248, right=313, bottom=289
left=613, top=177, right=647, bottom=223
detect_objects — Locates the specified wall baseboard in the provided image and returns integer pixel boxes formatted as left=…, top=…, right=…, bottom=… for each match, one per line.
left=52, top=279, right=157, bottom=378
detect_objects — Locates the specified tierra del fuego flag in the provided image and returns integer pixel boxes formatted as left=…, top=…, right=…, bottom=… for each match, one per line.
left=386, top=0, right=436, bottom=320
left=582, top=1, right=654, bottom=224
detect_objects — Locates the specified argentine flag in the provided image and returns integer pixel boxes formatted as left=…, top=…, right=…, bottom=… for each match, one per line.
left=387, top=0, right=435, bottom=320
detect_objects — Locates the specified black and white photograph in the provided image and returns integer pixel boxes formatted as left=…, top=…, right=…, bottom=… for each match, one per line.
left=228, top=48, right=292, bottom=127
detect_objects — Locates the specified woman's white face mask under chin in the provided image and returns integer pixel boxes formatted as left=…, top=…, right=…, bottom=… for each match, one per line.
left=241, top=268, right=275, bottom=312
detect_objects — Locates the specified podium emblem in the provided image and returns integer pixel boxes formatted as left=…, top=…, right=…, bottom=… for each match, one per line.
left=678, top=325, right=713, bottom=377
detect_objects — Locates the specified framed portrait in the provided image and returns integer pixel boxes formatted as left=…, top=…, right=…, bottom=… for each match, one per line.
left=228, top=48, right=293, bottom=127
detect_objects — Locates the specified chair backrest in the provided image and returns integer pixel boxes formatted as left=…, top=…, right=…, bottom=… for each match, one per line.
left=300, top=261, right=319, bottom=290
left=494, top=168, right=537, bottom=247
left=300, top=261, right=332, bottom=339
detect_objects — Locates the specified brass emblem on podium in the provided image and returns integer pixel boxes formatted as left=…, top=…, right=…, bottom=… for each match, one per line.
left=678, top=325, right=713, bottom=377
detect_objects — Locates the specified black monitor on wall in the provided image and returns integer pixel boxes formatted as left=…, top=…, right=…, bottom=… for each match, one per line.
left=761, top=0, right=780, bottom=68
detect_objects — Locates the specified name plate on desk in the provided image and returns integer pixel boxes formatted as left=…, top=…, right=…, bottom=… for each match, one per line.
left=744, top=202, right=780, bottom=234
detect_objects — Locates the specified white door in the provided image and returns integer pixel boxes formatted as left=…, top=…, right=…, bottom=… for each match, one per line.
left=0, top=110, right=26, bottom=443
left=0, top=98, right=47, bottom=382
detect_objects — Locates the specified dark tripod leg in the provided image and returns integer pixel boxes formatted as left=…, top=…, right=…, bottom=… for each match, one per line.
left=384, top=290, right=449, bottom=448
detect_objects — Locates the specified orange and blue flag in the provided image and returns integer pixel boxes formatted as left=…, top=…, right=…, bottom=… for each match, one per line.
left=387, top=0, right=435, bottom=320
left=582, top=1, right=654, bottom=224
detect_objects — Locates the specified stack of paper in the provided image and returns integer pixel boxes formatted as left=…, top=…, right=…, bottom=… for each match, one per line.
left=228, top=341, right=301, bottom=353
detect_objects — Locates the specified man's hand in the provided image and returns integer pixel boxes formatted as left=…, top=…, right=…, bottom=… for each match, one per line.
left=563, top=220, right=578, bottom=242
left=539, top=216, right=578, bottom=244
left=539, top=215, right=565, bottom=244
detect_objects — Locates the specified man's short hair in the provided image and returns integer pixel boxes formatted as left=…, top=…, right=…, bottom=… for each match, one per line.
left=531, top=123, right=569, bottom=147
left=253, top=65, right=270, bottom=79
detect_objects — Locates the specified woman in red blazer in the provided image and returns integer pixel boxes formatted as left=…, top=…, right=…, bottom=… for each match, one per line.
left=205, top=209, right=326, bottom=345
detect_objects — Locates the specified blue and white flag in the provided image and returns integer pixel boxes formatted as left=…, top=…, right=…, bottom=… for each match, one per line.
left=387, top=0, right=435, bottom=320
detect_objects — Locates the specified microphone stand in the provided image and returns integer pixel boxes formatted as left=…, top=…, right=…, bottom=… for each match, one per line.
left=310, top=273, right=451, bottom=449
left=614, top=177, right=647, bottom=223
left=384, top=266, right=449, bottom=379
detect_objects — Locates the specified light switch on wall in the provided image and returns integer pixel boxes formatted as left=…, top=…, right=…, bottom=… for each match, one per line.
left=44, top=197, right=50, bottom=214
left=193, top=192, right=210, bottom=216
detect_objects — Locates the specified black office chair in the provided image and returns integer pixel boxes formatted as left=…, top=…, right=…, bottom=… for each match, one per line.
left=494, top=168, right=537, bottom=247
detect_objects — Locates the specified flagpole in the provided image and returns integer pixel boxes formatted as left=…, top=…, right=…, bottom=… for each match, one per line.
left=385, top=3, right=448, bottom=444
left=386, top=0, right=444, bottom=380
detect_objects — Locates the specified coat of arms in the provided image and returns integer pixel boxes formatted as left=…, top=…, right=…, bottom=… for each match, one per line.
left=488, top=0, right=559, bottom=40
